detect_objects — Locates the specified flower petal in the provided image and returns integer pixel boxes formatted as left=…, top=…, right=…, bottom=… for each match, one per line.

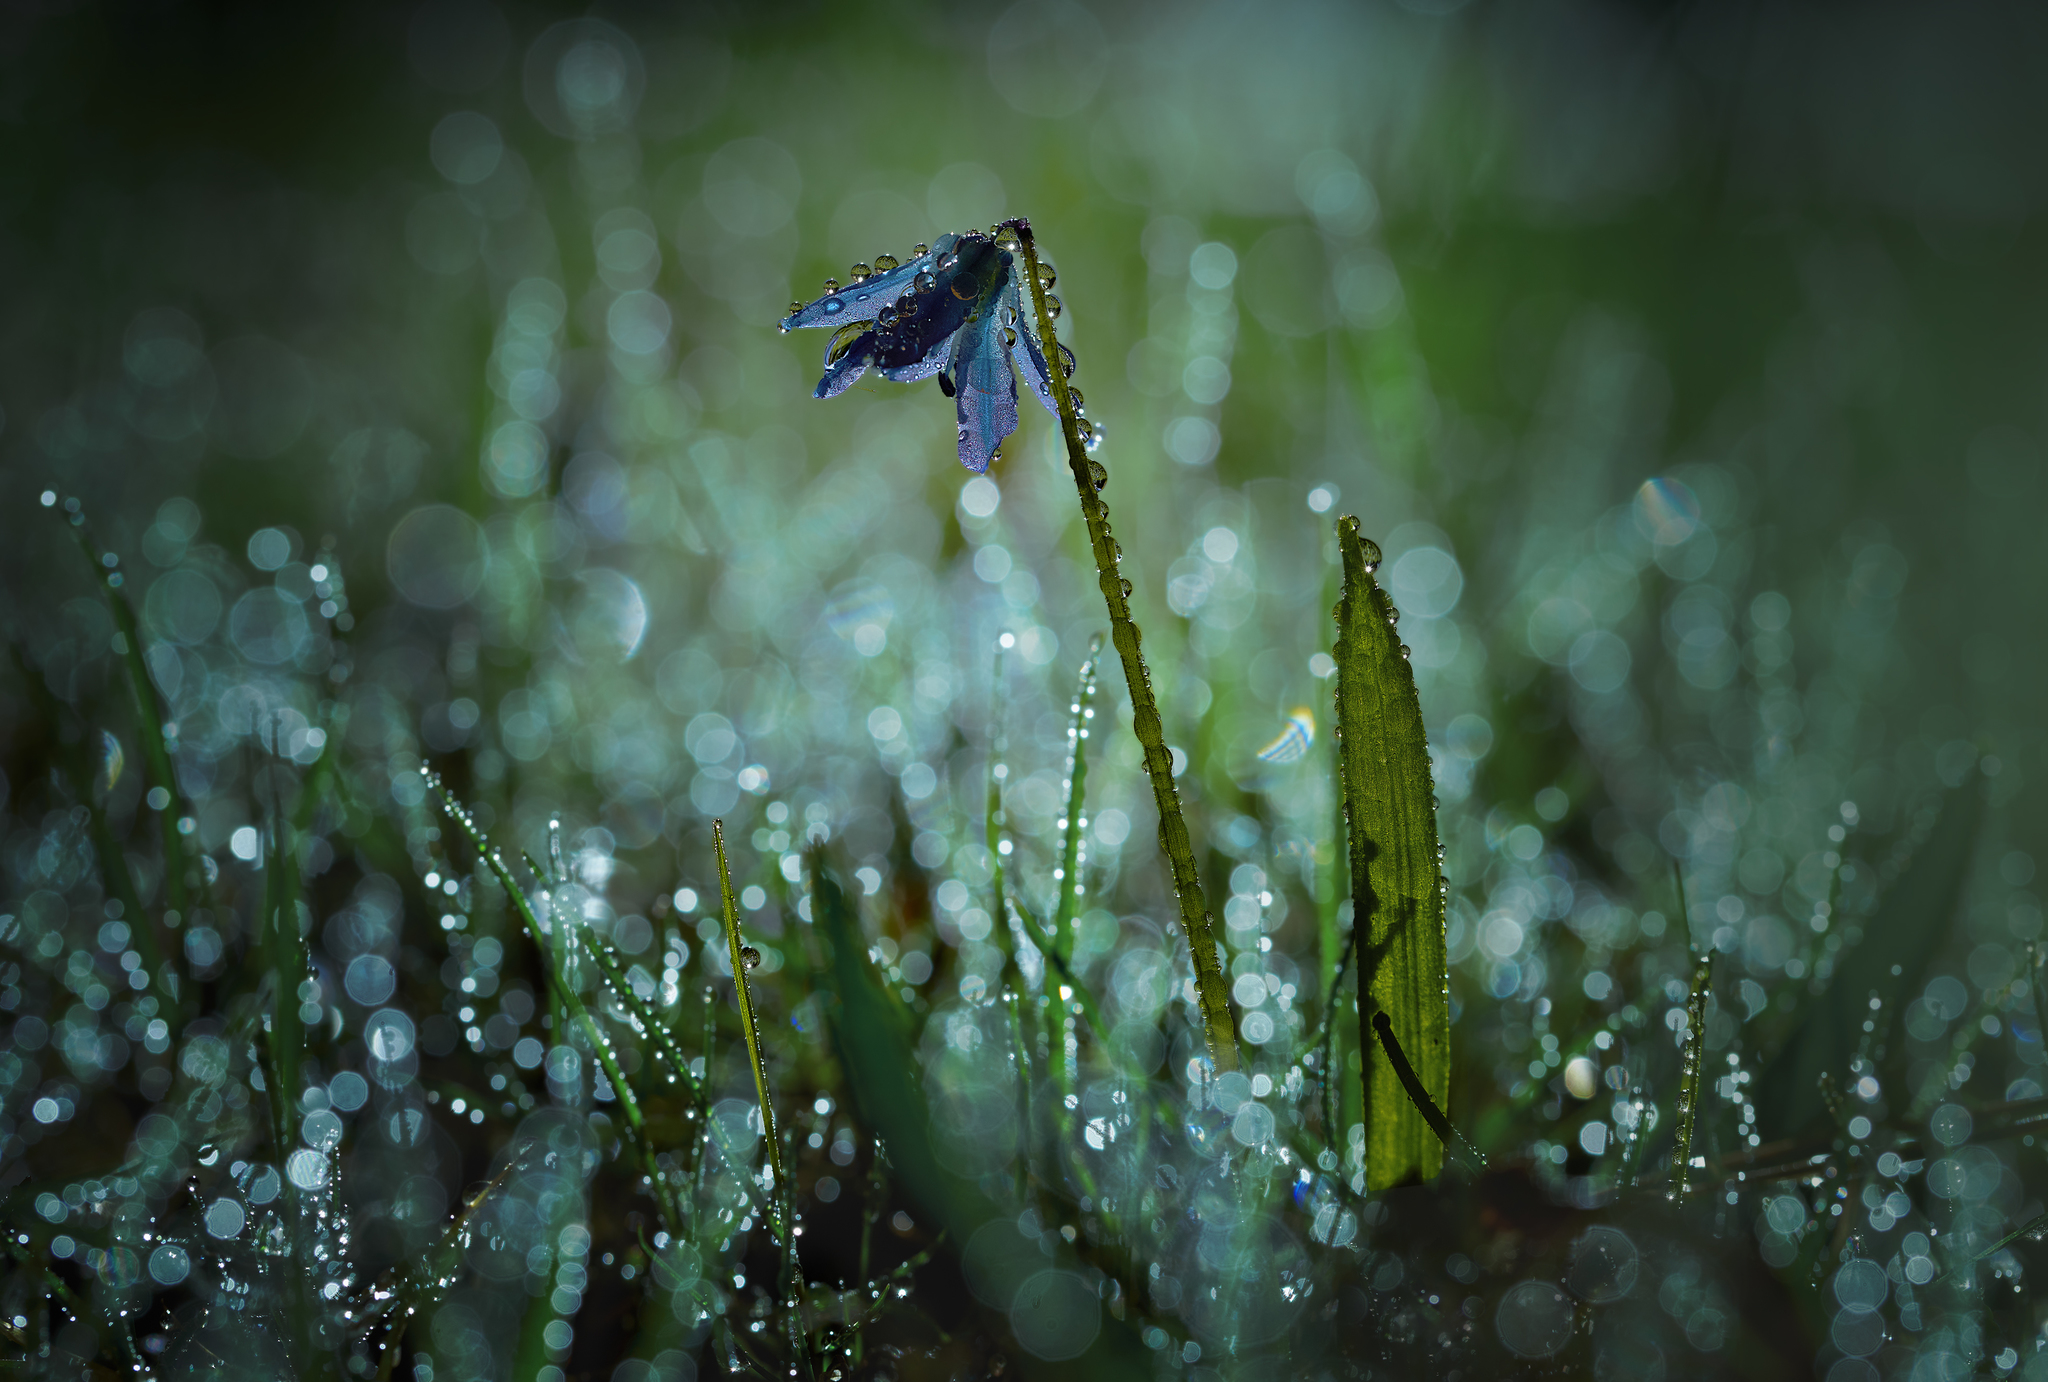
left=780, top=233, right=957, bottom=333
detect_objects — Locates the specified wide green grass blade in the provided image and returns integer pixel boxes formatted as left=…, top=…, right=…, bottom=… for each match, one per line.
left=1332, top=516, right=1450, bottom=1190
left=1750, top=774, right=1986, bottom=1140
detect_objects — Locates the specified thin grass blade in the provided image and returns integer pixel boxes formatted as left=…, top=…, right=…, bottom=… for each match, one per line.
left=714, top=819, right=788, bottom=1237
left=1052, top=635, right=1104, bottom=952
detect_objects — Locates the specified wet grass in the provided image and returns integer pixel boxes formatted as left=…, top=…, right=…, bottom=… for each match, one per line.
left=0, top=223, right=2038, bottom=1382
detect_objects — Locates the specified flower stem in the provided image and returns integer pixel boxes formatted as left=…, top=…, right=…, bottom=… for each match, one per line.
left=1010, top=219, right=1238, bottom=1072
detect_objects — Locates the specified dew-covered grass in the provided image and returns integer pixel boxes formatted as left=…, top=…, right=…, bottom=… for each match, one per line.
left=3, top=6, right=2047, bottom=1382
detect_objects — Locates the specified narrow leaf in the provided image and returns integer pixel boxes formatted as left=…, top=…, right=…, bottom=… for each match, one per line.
left=1333, top=516, right=1450, bottom=1190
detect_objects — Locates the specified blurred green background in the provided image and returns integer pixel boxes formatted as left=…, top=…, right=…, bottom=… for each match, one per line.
left=2, top=0, right=2046, bottom=1375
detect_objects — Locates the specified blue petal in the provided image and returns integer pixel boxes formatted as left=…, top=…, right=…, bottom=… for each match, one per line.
left=780, top=233, right=959, bottom=333
left=879, top=332, right=953, bottom=384
left=816, top=335, right=875, bottom=398
left=1007, top=279, right=1059, bottom=419
left=953, top=307, right=1019, bottom=474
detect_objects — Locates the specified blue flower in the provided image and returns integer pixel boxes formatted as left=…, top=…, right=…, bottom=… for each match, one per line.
left=780, top=228, right=1066, bottom=473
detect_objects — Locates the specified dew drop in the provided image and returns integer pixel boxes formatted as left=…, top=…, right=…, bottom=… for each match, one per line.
left=1119, top=578, right=1133, bottom=599
left=1044, top=294, right=1063, bottom=320
left=1359, top=537, right=1382, bottom=571
left=1084, top=421, right=1106, bottom=452
left=1036, top=262, right=1057, bottom=290
left=1058, top=344, right=1077, bottom=378
left=787, top=302, right=803, bottom=318
left=1001, top=326, right=1018, bottom=347
left=912, top=242, right=930, bottom=257
left=872, top=253, right=899, bottom=273
left=877, top=306, right=898, bottom=328
left=1068, top=387, right=1084, bottom=413
left=1088, top=459, right=1108, bottom=491
left=821, top=277, right=840, bottom=294
left=740, top=946, right=761, bottom=971
left=995, top=225, right=1021, bottom=251
left=848, top=263, right=871, bottom=281
left=895, top=292, right=916, bottom=313
left=914, top=271, right=936, bottom=294
left=822, top=298, right=844, bottom=316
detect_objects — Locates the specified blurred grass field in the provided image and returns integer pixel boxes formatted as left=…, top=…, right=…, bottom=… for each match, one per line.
left=1, top=3, right=2045, bottom=1379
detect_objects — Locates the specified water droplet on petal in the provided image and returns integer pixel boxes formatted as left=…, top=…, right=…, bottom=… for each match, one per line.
left=822, top=298, right=845, bottom=316
left=788, top=302, right=803, bottom=318
left=912, top=242, right=930, bottom=257
left=914, top=271, right=936, bottom=294
left=821, top=277, right=840, bottom=294
left=848, top=263, right=871, bottom=281
left=1001, top=326, right=1018, bottom=347
left=873, top=253, right=899, bottom=273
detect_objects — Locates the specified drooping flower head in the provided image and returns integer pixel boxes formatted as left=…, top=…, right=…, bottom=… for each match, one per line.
left=780, top=225, right=1067, bottom=473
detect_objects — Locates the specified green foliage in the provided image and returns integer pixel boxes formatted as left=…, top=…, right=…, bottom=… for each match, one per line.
left=1332, top=516, right=1450, bottom=1189
left=1751, top=780, right=1987, bottom=1140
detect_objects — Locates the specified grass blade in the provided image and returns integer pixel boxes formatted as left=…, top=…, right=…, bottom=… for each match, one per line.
left=1051, top=635, right=1104, bottom=952
left=1332, top=515, right=1450, bottom=1189
left=60, top=504, right=193, bottom=921
left=1751, top=774, right=1986, bottom=1139
left=1012, top=218, right=1237, bottom=1072
left=426, top=776, right=681, bottom=1232
left=714, top=819, right=788, bottom=1237
left=1669, top=951, right=1713, bottom=1202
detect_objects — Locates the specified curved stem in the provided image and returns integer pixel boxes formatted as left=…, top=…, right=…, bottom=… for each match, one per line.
left=1010, top=219, right=1238, bottom=1073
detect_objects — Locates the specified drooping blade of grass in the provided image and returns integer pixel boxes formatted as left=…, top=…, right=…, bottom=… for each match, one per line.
left=714, top=820, right=788, bottom=1238
left=1012, top=219, right=1237, bottom=1073
left=427, top=774, right=680, bottom=1232
left=1332, top=515, right=1450, bottom=1189
left=1052, top=635, right=1104, bottom=952
left=1751, top=775, right=1985, bottom=1139
left=1669, top=951, right=1713, bottom=1203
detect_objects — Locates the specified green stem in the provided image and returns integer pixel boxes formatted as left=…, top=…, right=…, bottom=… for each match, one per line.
left=715, top=819, right=789, bottom=1237
left=1010, top=219, right=1238, bottom=1073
